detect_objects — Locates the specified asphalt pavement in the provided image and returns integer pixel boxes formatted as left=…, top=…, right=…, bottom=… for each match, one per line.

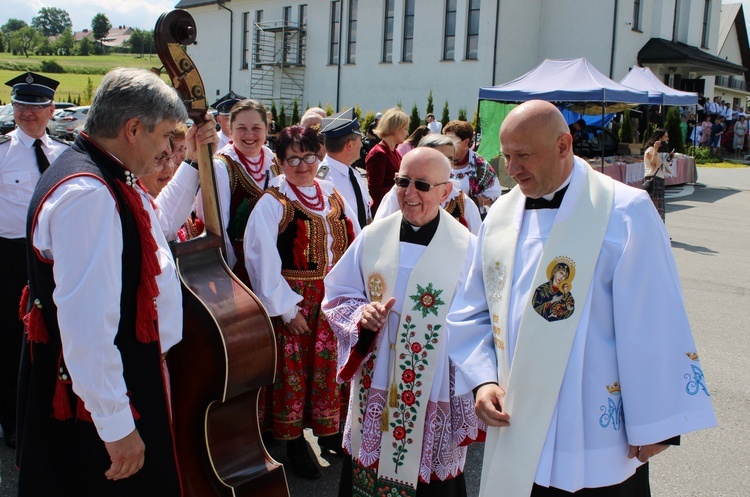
left=2, top=166, right=749, bottom=496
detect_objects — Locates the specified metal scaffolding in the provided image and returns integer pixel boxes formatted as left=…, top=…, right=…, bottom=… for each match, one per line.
left=250, top=20, right=306, bottom=114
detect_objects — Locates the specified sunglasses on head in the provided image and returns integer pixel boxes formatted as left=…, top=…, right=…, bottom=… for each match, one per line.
left=394, top=176, right=448, bottom=192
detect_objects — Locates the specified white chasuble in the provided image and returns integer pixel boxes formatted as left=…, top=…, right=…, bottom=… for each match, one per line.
left=480, top=165, right=614, bottom=497
left=352, top=209, right=470, bottom=496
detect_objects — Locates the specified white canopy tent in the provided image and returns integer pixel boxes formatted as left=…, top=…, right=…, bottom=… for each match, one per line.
left=618, top=66, right=698, bottom=106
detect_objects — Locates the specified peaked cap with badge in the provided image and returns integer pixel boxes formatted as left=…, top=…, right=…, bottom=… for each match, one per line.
left=6, top=72, right=60, bottom=105
left=320, top=108, right=363, bottom=139
left=211, top=91, right=247, bottom=115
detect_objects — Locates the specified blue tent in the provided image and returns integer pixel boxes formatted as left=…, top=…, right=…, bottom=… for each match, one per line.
left=479, top=58, right=650, bottom=105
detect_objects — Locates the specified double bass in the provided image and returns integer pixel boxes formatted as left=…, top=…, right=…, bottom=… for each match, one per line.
left=154, top=10, right=289, bottom=496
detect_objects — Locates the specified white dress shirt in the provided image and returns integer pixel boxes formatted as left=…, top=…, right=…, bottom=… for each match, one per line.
left=32, top=164, right=199, bottom=443
left=0, top=128, right=67, bottom=238
left=318, top=154, right=371, bottom=230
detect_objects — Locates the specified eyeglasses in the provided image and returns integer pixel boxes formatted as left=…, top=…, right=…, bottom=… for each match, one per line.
left=394, top=176, right=448, bottom=192
left=284, top=154, right=318, bottom=167
left=12, top=103, right=51, bottom=113
left=156, top=154, right=177, bottom=168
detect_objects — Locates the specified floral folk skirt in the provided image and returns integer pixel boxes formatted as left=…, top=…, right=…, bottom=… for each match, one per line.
left=259, top=278, right=347, bottom=440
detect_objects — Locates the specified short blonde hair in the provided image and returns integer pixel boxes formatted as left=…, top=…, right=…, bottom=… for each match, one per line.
left=373, top=107, right=409, bottom=138
left=173, top=121, right=189, bottom=139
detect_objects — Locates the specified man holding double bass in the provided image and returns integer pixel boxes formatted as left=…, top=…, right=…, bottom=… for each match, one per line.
left=16, top=67, right=218, bottom=496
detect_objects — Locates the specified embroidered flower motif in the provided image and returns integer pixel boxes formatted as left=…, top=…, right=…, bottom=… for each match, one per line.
left=409, top=283, right=445, bottom=318
left=393, top=426, right=406, bottom=440
left=402, top=369, right=415, bottom=383
left=389, top=313, right=441, bottom=473
left=362, top=374, right=371, bottom=389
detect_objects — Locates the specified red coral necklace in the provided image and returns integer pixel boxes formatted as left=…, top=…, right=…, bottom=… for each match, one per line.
left=234, top=146, right=266, bottom=183
left=289, top=182, right=325, bottom=211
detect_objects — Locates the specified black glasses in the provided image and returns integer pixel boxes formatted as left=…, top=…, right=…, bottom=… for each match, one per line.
left=284, top=154, right=318, bottom=167
left=394, top=176, right=448, bottom=192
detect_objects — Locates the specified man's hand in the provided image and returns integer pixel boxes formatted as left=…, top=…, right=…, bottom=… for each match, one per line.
left=628, top=443, right=669, bottom=463
left=359, top=297, right=397, bottom=332
left=104, top=429, right=145, bottom=480
left=285, top=311, right=311, bottom=335
left=185, top=112, right=220, bottom=163
left=475, top=383, right=510, bottom=427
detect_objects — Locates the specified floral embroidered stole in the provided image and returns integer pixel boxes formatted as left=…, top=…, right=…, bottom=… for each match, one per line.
left=355, top=209, right=470, bottom=495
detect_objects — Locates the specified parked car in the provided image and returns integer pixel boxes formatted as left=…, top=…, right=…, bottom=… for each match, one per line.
left=1, top=102, right=75, bottom=135
left=0, top=104, right=15, bottom=134
left=51, top=106, right=90, bottom=140
left=577, top=126, right=620, bottom=158
left=46, top=108, right=69, bottom=135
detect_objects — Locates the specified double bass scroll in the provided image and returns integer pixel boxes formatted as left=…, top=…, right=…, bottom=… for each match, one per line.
left=154, top=10, right=289, bottom=497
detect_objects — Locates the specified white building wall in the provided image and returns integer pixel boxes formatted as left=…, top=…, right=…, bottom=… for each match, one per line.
left=180, top=0, right=737, bottom=118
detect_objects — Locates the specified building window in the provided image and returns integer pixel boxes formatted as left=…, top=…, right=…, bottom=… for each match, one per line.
left=402, top=0, right=414, bottom=62
left=254, top=10, right=263, bottom=68
left=347, top=0, right=358, bottom=64
left=330, top=1, right=340, bottom=65
left=383, top=0, right=394, bottom=62
left=443, top=0, right=457, bottom=60
left=465, top=0, right=480, bottom=60
left=632, top=0, right=642, bottom=31
left=298, top=4, right=307, bottom=65
left=241, top=12, right=250, bottom=69
left=701, top=0, right=711, bottom=48
left=283, top=6, right=292, bottom=64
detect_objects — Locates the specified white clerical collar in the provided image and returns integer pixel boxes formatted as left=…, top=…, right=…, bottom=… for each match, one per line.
left=541, top=172, right=573, bottom=201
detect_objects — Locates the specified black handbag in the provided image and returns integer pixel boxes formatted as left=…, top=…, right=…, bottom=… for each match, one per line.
left=642, top=175, right=656, bottom=193
left=642, top=162, right=663, bottom=193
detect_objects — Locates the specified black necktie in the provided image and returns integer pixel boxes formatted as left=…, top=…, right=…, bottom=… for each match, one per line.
left=348, top=167, right=368, bottom=228
left=525, top=185, right=568, bottom=210
left=33, top=139, right=50, bottom=174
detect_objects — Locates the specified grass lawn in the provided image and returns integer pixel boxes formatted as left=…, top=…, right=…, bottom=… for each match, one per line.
left=0, top=53, right=163, bottom=104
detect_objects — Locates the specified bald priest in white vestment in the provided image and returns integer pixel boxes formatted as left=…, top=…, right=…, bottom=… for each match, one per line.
left=447, top=100, right=717, bottom=497
left=323, top=148, right=484, bottom=497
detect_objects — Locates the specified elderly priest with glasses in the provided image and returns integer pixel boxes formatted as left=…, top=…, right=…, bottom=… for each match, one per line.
left=0, top=72, right=68, bottom=449
left=322, top=147, right=485, bottom=497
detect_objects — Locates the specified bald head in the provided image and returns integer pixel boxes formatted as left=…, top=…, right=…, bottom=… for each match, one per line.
left=501, top=100, right=570, bottom=144
left=499, top=100, right=574, bottom=198
left=300, top=112, right=323, bottom=127
left=402, top=147, right=452, bottom=181
left=397, top=147, right=453, bottom=226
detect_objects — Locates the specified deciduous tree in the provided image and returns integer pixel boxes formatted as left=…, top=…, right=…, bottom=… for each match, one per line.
left=11, top=27, right=44, bottom=57
left=1, top=19, right=28, bottom=36
left=32, top=7, right=73, bottom=37
left=91, top=13, right=112, bottom=49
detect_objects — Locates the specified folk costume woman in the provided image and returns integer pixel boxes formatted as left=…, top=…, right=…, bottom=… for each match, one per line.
left=197, top=99, right=276, bottom=283
left=244, top=125, right=359, bottom=480
left=442, top=119, right=501, bottom=216
left=323, top=148, right=484, bottom=497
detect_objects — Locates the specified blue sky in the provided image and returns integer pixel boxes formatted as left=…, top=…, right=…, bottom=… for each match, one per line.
left=1, top=0, right=178, bottom=32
